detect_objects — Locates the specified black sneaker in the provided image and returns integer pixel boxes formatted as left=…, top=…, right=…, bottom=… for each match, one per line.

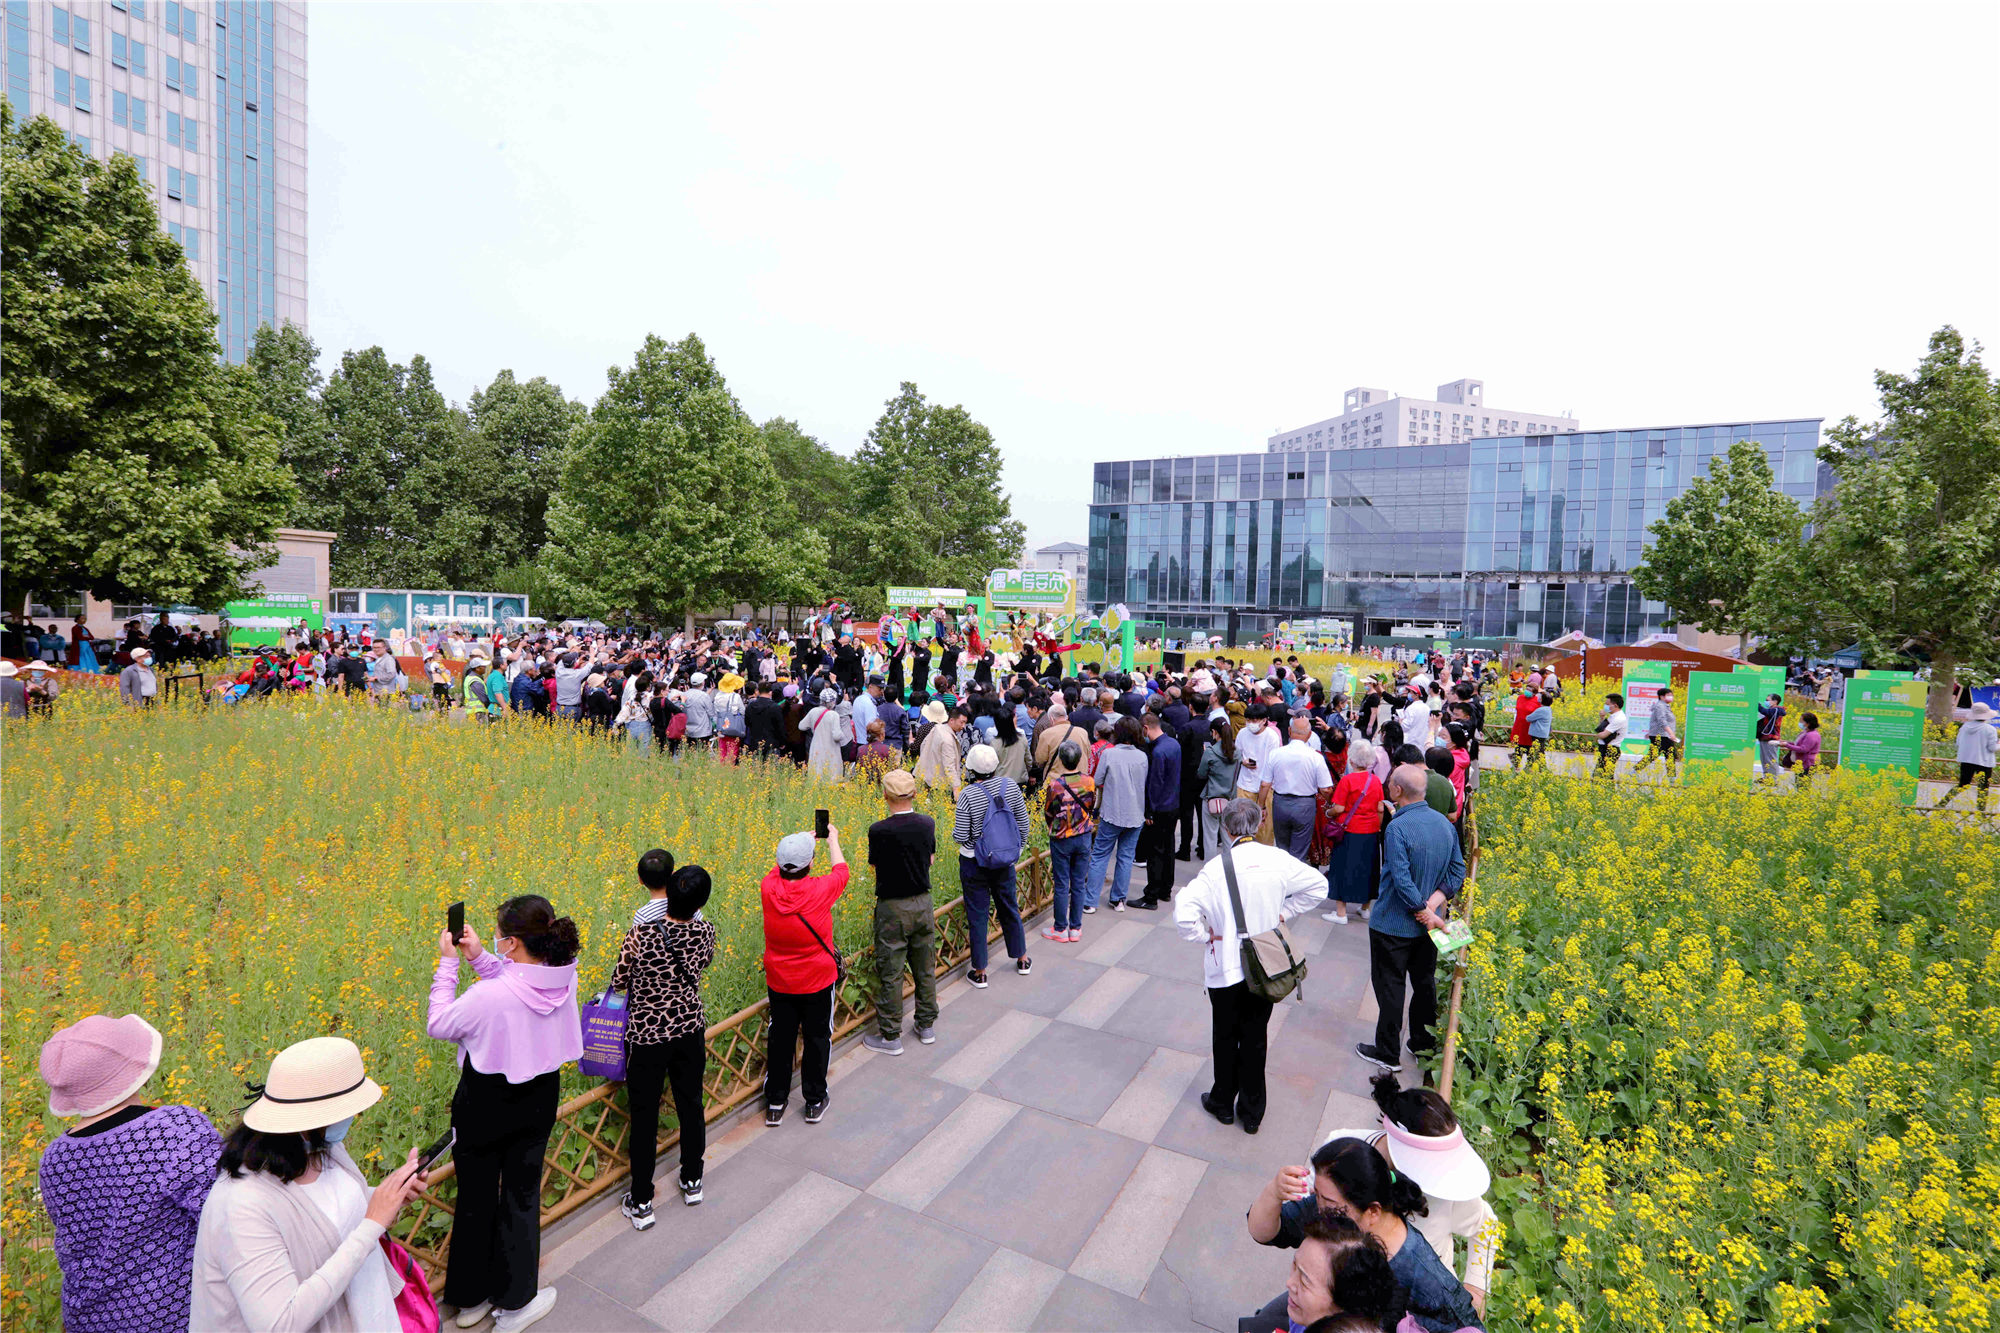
left=1199, top=1092, right=1235, bottom=1126
left=764, top=1104, right=785, bottom=1127
left=967, top=970, right=990, bottom=989
left=1015, top=955, right=1033, bottom=975
left=804, top=1094, right=829, bottom=1124
left=621, top=1192, right=656, bottom=1231
left=679, top=1178, right=703, bottom=1207
left=1130, top=897, right=1159, bottom=911
left=1354, top=1043, right=1402, bottom=1073
left=1240, top=1118, right=1261, bottom=1135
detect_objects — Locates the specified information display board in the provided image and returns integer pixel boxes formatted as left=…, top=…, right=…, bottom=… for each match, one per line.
left=1837, top=671, right=1927, bottom=803
left=222, top=595, right=323, bottom=647
left=984, top=569, right=1076, bottom=613
left=1620, top=659, right=1675, bottom=756
left=885, top=587, right=968, bottom=608
left=1685, top=671, right=1759, bottom=781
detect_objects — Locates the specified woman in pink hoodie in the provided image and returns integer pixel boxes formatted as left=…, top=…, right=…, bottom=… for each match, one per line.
left=428, top=895, right=582, bottom=1333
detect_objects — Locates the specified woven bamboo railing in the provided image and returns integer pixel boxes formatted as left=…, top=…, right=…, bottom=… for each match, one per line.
left=394, top=848, right=1052, bottom=1286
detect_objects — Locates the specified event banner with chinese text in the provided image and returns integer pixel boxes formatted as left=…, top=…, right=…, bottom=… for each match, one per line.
left=1685, top=671, right=1758, bottom=781
left=1838, top=671, right=1927, bottom=804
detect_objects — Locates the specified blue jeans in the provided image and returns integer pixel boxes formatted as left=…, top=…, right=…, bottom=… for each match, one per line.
left=1048, top=833, right=1092, bottom=931
left=1086, top=822, right=1142, bottom=907
left=626, top=718, right=654, bottom=749
left=959, top=858, right=1026, bottom=972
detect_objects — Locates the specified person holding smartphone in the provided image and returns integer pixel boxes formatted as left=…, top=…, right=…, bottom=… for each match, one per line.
left=758, top=825, right=850, bottom=1127
left=190, top=1037, right=432, bottom=1332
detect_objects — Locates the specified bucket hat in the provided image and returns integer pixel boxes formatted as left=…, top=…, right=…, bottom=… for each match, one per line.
left=1970, top=702, right=1995, bottom=721
left=40, top=1014, right=162, bottom=1117
left=242, top=1036, right=383, bottom=1134
left=1376, top=1115, right=1491, bottom=1202
left=921, top=700, right=949, bottom=724
left=966, top=743, right=999, bottom=775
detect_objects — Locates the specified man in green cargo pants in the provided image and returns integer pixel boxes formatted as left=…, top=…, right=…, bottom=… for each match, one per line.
left=861, top=768, right=941, bottom=1056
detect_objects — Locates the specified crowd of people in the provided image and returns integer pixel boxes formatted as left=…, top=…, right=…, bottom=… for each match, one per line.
left=33, top=626, right=1509, bottom=1332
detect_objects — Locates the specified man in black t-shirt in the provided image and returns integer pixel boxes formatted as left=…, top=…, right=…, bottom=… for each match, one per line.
left=863, top=769, right=939, bottom=1055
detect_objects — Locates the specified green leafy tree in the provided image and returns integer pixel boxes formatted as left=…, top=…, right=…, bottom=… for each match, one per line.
left=849, top=383, right=1025, bottom=601
left=1631, top=438, right=1804, bottom=658
left=543, top=334, right=807, bottom=629
left=469, top=370, right=584, bottom=561
left=1, top=110, right=295, bottom=611
left=758, top=416, right=854, bottom=617
left=1753, top=326, right=2000, bottom=719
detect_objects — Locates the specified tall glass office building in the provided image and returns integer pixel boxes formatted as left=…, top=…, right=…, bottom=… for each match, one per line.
left=1087, top=420, right=1825, bottom=643
left=7, top=0, right=307, bottom=361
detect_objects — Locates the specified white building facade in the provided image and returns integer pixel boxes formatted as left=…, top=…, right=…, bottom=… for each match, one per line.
left=6, top=0, right=307, bottom=361
left=1026, top=541, right=1088, bottom=578
left=1267, top=379, right=1577, bottom=452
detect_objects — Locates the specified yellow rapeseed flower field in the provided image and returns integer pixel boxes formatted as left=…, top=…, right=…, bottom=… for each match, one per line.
left=1458, top=768, right=2000, bottom=1331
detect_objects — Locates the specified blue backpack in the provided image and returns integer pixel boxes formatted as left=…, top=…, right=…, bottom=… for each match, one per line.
left=972, top=778, right=1024, bottom=869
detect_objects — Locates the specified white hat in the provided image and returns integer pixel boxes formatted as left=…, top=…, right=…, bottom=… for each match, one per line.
left=131, top=649, right=152, bottom=663
left=966, top=743, right=999, bottom=775
left=242, top=1036, right=383, bottom=1134
left=1374, top=1115, right=1491, bottom=1202
left=0, top=662, right=16, bottom=677
left=1971, top=702, right=1996, bottom=721
left=921, top=700, right=949, bottom=724
left=24, top=661, right=54, bottom=673
left=691, top=673, right=707, bottom=686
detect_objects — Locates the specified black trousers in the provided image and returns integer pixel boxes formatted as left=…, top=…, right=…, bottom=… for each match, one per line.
left=626, top=1031, right=708, bottom=1202
left=764, top=984, right=834, bottom=1109
left=1140, top=807, right=1179, bottom=899
left=1207, top=981, right=1275, bottom=1127
left=445, top=1064, right=558, bottom=1313
left=1174, top=790, right=1201, bottom=858
left=1369, top=929, right=1439, bottom=1062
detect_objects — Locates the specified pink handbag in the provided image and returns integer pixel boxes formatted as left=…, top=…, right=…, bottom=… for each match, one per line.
left=380, top=1234, right=441, bottom=1333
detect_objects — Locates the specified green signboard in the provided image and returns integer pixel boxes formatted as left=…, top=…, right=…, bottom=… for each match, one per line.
left=1620, top=659, right=1674, bottom=756
left=984, top=569, right=1076, bottom=612
left=222, top=595, right=323, bottom=648
left=1837, top=671, right=1927, bottom=804
left=1685, top=670, right=1759, bottom=781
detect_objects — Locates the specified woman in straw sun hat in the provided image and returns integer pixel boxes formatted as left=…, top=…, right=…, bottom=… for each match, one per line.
left=37, top=1013, right=223, bottom=1333
left=189, top=1035, right=431, bottom=1332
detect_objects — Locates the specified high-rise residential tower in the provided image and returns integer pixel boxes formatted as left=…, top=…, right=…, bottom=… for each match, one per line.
left=6, top=0, right=307, bottom=360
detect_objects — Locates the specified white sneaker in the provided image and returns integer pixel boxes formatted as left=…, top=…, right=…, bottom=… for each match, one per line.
left=1321, top=909, right=1348, bottom=924
left=454, top=1304, right=492, bottom=1329
left=492, top=1289, right=556, bottom=1332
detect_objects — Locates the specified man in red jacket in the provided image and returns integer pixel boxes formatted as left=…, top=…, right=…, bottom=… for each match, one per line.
left=759, top=827, right=850, bottom=1127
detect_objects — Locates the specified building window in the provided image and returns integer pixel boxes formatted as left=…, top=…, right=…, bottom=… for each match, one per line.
left=167, top=110, right=179, bottom=145
left=167, top=165, right=181, bottom=198
left=183, top=173, right=199, bottom=205
left=113, top=88, right=127, bottom=124
left=131, top=154, right=146, bottom=179
left=131, top=40, right=146, bottom=77
left=73, top=74, right=91, bottom=112
left=112, top=31, right=128, bottom=67
left=185, top=229, right=198, bottom=261
left=53, top=67, right=70, bottom=106
left=132, top=0, right=146, bottom=17
left=166, top=55, right=179, bottom=91
left=72, top=14, right=90, bottom=52
left=53, top=7, right=69, bottom=45
left=131, top=97, right=146, bottom=133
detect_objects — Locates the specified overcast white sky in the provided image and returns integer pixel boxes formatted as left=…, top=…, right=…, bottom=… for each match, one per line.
left=307, top=1, right=2000, bottom=551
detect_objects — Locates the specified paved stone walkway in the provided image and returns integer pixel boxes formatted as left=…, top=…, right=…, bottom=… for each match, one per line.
left=530, top=853, right=1384, bottom=1333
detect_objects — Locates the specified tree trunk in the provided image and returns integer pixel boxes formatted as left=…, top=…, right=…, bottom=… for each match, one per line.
left=1927, top=649, right=1961, bottom=726
left=1737, top=631, right=1751, bottom=661
left=684, top=609, right=695, bottom=635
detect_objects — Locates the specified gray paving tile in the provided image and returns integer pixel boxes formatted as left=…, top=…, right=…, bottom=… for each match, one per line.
left=712, top=1193, right=994, bottom=1333
left=1069, top=1145, right=1209, bottom=1297
left=640, top=1170, right=858, bottom=1331
left=567, top=1143, right=808, bottom=1310
left=992, top=950, right=1111, bottom=1018
left=544, top=1274, right=666, bottom=1331
left=1152, top=1066, right=1324, bottom=1176
left=879, top=982, right=1011, bottom=1077
left=1030, top=1274, right=1211, bottom=1332
left=1149, top=1159, right=1290, bottom=1333
left=924, top=1108, right=1148, bottom=1269
left=1099, top=972, right=1215, bottom=1056
left=981, top=1021, right=1158, bottom=1125
left=753, top=1061, right=971, bottom=1189
left=1266, top=994, right=1384, bottom=1104
left=935, top=1247, right=1066, bottom=1331
left=1111, top=919, right=1208, bottom=982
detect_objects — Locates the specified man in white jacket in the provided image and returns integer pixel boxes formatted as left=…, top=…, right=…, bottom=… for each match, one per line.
left=1174, top=798, right=1325, bottom=1134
